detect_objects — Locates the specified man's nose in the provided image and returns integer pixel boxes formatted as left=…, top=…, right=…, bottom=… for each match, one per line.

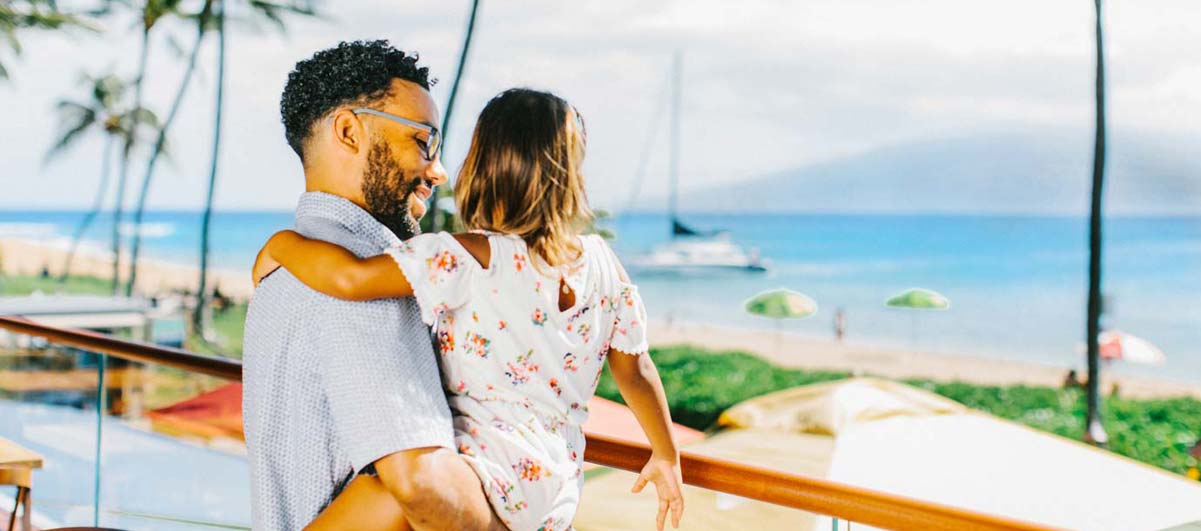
left=426, top=157, right=448, bottom=186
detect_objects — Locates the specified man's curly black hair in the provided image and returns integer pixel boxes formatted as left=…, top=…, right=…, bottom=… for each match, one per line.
left=280, top=40, right=436, bottom=160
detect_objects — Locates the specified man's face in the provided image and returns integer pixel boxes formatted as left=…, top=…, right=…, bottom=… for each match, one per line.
left=358, top=79, right=448, bottom=238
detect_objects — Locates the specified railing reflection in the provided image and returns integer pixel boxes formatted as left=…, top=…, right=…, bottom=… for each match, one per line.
left=1, top=318, right=247, bottom=530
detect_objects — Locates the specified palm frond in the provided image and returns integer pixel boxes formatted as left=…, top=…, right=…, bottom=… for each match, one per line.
left=7, top=4, right=96, bottom=32
left=3, top=27, right=23, bottom=54
left=232, top=0, right=319, bottom=35
left=131, top=106, right=160, bottom=128
left=54, top=99, right=91, bottom=115
left=94, top=73, right=127, bottom=108
left=46, top=107, right=97, bottom=160
left=143, top=0, right=190, bottom=30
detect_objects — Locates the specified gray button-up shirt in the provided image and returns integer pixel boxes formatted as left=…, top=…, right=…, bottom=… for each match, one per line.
left=243, top=191, right=454, bottom=531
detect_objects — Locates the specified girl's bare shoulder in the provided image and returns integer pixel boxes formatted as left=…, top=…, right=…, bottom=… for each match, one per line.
left=450, top=232, right=491, bottom=269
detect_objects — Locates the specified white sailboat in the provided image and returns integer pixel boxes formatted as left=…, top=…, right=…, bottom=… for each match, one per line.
left=630, top=53, right=770, bottom=274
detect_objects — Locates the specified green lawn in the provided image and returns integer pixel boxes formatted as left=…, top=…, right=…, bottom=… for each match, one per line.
left=0, top=273, right=114, bottom=296
left=192, top=302, right=247, bottom=359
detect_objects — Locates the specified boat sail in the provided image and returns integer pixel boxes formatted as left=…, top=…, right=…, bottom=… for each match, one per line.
left=631, top=52, right=770, bottom=274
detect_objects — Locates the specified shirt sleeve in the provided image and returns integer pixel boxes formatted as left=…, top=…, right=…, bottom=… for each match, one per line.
left=384, top=232, right=478, bottom=327
left=594, top=236, right=649, bottom=355
left=315, top=294, right=455, bottom=472
left=610, top=282, right=650, bottom=355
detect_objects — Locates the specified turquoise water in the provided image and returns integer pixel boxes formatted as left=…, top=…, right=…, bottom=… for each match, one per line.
left=3, top=210, right=1199, bottom=382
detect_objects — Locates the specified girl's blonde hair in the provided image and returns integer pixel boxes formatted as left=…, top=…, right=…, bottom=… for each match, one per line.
left=455, top=88, right=592, bottom=268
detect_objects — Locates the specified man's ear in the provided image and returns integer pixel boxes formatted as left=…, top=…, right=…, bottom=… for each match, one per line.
left=330, top=108, right=365, bottom=155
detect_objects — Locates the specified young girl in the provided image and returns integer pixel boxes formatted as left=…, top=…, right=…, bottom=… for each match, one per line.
left=254, top=88, right=683, bottom=531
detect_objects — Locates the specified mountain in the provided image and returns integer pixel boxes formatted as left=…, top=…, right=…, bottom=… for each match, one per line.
left=649, top=131, right=1201, bottom=214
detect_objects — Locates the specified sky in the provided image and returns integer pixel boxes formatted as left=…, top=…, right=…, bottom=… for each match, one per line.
left=1, top=0, right=1199, bottom=213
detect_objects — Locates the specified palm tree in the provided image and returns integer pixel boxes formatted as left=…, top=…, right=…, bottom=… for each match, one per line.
left=192, top=0, right=317, bottom=337
left=46, top=73, right=158, bottom=283
left=106, top=0, right=187, bottom=294
left=427, top=0, right=482, bottom=233
left=124, top=0, right=215, bottom=296
left=0, top=1, right=91, bottom=80
left=193, top=0, right=226, bottom=340
left=130, top=0, right=317, bottom=300
left=1084, top=0, right=1108, bottom=446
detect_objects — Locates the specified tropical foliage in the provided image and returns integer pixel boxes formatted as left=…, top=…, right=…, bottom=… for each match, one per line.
left=48, top=72, right=159, bottom=281
left=0, top=0, right=92, bottom=79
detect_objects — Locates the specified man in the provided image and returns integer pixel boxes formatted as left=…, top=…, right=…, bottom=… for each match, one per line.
left=243, top=40, right=503, bottom=531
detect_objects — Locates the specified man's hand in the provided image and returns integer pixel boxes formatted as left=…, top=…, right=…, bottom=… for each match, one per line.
left=631, top=453, right=684, bottom=530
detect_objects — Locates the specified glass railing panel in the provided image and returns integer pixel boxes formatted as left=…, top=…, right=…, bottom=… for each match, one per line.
left=0, top=332, right=103, bottom=529
left=575, top=464, right=823, bottom=530
left=96, top=359, right=250, bottom=530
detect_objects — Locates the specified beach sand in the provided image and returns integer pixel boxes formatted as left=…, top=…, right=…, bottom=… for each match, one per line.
left=646, top=320, right=1201, bottom=400
left=4, top=238, right=1197, bottom=399
left=0, top=238, right=254, bottom=300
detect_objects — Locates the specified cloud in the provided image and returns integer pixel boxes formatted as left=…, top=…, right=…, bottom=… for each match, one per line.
left=2, top=0, right=1199, bottom=213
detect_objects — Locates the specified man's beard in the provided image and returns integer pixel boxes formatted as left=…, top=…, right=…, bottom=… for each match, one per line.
left=363, top=139, right=424, bottom=240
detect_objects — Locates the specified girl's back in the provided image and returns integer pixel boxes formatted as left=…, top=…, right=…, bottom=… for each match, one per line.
left=388, top=231, right=647, bottom=424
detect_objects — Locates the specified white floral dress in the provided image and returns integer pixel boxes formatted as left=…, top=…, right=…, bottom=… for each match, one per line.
left=386, top=231, right=649, bottom=531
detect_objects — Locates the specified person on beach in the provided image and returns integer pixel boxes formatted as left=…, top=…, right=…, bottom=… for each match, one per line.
left=253, top=88, right=685, bottom=531
left=243, top=41, right=504, bottom=531
left=834, top=307, right=846, bottom=342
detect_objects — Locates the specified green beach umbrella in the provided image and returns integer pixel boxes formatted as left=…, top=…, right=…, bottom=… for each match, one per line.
left=745, top=289, right=818, bottom=319
left=885, top=288, right=951, bottom=310
left=744, top=289, right=817, bottom=356
left=885, top=287, right=950, bottom=348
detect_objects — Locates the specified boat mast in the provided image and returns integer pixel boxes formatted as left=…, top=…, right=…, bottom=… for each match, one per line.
left=668, top=51, right=682, bottom=238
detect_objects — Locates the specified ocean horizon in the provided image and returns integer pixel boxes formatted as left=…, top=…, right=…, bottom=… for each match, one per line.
left=3, top=209, right=1199, bottom=384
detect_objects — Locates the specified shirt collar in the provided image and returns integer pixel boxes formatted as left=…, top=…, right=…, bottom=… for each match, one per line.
left=295, top=191, right=401, bottom=249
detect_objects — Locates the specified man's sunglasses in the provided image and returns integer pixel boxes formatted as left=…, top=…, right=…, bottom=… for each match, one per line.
left=352, top=108, right=441, bottom=160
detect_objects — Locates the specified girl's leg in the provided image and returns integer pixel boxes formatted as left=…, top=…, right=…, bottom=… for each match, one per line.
left=304, top=474, right=412, bottom=531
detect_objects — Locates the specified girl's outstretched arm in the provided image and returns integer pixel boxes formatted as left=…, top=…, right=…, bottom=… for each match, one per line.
left=607, top=348, right=684, bottom=530
left=253, top=230, right=413, bottom=301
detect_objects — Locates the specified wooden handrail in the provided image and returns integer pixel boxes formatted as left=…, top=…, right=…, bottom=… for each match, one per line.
left=0, top=315, right=1066, bottom=531
left=0, top=316, right=240, bottom=380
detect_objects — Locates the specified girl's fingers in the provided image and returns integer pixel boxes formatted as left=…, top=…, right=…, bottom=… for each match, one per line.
left=657, top=498, right=668, bottom=531
left=671, top=495, right=683, bottom=528
left=631, top=474, right=649, bottom=493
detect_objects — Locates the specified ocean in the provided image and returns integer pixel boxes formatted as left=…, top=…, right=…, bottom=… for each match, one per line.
left=2, top=210, right=1199, bottom=383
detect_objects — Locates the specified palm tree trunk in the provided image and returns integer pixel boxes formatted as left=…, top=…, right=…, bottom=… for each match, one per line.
left=60, top=134, right=114, bottom=282
left=429, top=0, right=481, bottom=233
left=1085, top=0, right=1107, bottom=446
left=194, top=0, right=225, bottom=337
left=111, top=26, right=151, bottom=294
left=125, top=0, right=213, bottom=297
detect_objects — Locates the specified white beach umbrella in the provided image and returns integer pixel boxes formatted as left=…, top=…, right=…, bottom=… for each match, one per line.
left=1099, top=330, right=1166, bottom=365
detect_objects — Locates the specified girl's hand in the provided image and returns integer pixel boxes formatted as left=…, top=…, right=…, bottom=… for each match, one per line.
left=251, top=231, right=290, bottom=286
left=631, top=453, right=684, bottom=530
